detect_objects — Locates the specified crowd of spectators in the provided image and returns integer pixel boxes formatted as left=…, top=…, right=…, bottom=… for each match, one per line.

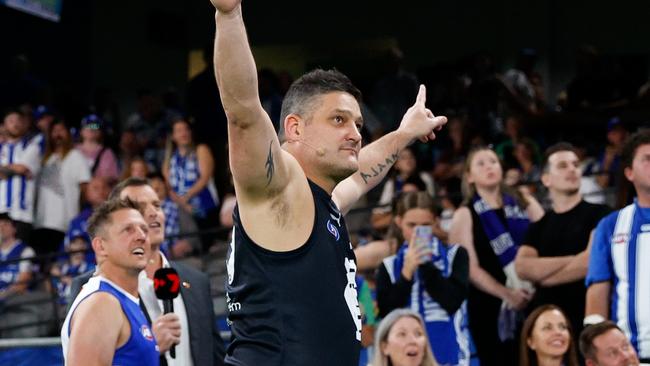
left=2, top=42, right=650, bottom=366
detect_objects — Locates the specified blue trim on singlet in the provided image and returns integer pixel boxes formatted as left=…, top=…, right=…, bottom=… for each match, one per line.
left=18, top=138, right=30, bottom=210
left=6, top=144, right=14, bottom=209
left=67, top=280, right=159, bottom=366
left=19, top=175, right=26, bottom=210
left=628, top=228, right=639, bottom=350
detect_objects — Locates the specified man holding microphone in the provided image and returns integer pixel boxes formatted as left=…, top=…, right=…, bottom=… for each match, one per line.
left=61, top=198, right=159, bottom=365
left=68, top=178, right=225, bottom=365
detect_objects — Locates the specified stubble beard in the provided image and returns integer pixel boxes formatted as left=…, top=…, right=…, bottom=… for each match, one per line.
left=562, top=187, right=580, bottom=197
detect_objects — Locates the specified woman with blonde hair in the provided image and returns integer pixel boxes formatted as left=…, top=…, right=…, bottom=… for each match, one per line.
left=449, top=145, right=544, bottom=366
left=372, top=308, right=438, bottom=366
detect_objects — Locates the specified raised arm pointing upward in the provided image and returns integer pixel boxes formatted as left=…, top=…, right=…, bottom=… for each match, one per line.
left=212, top=1, right=446, bottom=365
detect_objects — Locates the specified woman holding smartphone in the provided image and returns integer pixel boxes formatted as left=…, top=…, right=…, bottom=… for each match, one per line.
left=449, top=146, right=544, bottom=366
left=376, top=191, right=471, bottom=366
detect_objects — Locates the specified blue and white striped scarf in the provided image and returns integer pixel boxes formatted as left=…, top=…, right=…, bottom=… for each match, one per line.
left=472, top=193, right=529, bottom=267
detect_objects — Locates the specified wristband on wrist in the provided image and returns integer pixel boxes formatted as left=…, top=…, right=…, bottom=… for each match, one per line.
left=583, top=314, right=606, bottom=326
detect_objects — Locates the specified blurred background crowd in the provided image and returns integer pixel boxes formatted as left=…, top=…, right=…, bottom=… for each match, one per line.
left=1, top=1, right=650, bottom=365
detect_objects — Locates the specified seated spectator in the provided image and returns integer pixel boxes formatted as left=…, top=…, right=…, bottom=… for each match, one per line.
left=432, top=116, right=470, bottom=183
left=520, top=304, right=580, bottom=366
left=0, top=123, right=7, bottom=145
left=495, top=114, right=541, bottom=171
left=125, top=88, right=179, bottom=169
left=575, top=141, right=608, bottom=204
left=376, top=192, right=470, bottom=365
left=117, top=129, right=144, bottom=172
left=147, top=172, right=193, bottom=258
left=513, top=138, right=543, bottom=194
left=504, top=166, right=523, bottom=188
left=31, top=105, right=55, bottom=154
left=75, top=114, right=119, bottom=182
left=0, top=213, right=35, bottom=301
left=595, top=116, right=628, bottom=207
left=372, top=146, right=435, bottom=232
left=372, top=308, right=438, bottom=366
left=49, top=235, right=94, bottom=304
left=437, top=177, right=462, bottom=233
left=579, top=321, right=646, bottom=366
left=63, top=176, right=112, bottom=263
left=501, top=48, right=544, bottom=116
left=119, top=156, right=149, bottom=181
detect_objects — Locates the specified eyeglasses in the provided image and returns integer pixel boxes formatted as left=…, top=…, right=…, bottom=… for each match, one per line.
left=82, top=123, right=101, bottom=130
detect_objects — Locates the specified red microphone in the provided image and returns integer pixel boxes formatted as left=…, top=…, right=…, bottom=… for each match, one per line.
left=153, top=268, right=181, bottom=359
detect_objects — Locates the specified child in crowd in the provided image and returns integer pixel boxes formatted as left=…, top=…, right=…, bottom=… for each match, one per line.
left=50, top=233, right=94, bottom=304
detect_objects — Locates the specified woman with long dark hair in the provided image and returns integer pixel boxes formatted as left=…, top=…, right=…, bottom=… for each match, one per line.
left=162, top=117, right=219, bottom=252
left=520, top=304, right=580, bottom=366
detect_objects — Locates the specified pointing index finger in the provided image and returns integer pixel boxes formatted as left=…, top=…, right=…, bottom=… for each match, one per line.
left=416, top=84, right=426, bottom=105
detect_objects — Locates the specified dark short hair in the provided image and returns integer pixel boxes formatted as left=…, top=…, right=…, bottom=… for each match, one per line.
left=621, top=129, right=650, bottom=170
left=402, top=174, right=427, bottom=192
left=579, top=320, right=623, bottom=361
left=109, top=177, right=150, bottom=201
left=2, top=108, right=24, bottom=120
left=542, top=142, right=578, bottom=173
left=0, top=212, right=15, bottom=226
left=279, top=69, right=362, bottom=125
left=146, top=171, right=165, bottom=182
left=87, top=198, right=141, bottom=239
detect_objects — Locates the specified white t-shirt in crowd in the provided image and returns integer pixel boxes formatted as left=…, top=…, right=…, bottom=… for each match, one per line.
left=0, top=138, right=42, bottom=223
left=35, top=150, right=91, bottom=232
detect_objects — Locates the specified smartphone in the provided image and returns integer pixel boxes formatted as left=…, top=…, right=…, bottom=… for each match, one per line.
left=414, top=225, right=432, bottom=247
left=414, top=225, right=438, bottom=257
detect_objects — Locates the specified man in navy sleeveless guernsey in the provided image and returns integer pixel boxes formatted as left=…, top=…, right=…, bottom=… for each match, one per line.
left=61, top=198, right=159, bottom=365
left=586, top=130, right=650, bottom=363
left=210, top=1, right=447, bottom=364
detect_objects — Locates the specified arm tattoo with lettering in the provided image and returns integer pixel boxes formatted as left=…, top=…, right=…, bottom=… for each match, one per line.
left=265, top=141, right=275, bottom=187
left=360, top=150, right=399, bottom=184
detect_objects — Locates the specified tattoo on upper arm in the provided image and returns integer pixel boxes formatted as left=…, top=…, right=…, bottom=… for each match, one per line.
left=359, top=151, right=399, bottom=184
left=265, top=141, right=275, bottom=187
